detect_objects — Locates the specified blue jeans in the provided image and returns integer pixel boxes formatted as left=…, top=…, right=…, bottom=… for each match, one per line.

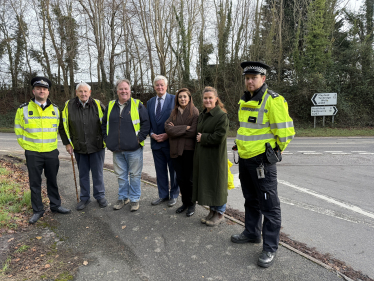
left=210, top=204, right=226, bottom=214
left=113, top=148, right=143, bottom=202
left=74, top=149, right=105, bottom=201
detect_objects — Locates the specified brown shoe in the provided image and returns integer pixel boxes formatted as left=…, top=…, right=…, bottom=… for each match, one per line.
left=201, top=210, right=215, bottom=224
left=113, top=199, right=130, bottom=210
left=206, top=212, right=225, bottom=226
left=130, top=201, right=139, bottom=212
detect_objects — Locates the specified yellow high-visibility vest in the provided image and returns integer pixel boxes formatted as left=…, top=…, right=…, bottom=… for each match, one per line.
left=236, top=89, right=295, bottom=159
left=61, top=99, right=105, bottom=149
left=14, top=100, right=59, bottom=152
left=107, top=98, right=144, bottom=146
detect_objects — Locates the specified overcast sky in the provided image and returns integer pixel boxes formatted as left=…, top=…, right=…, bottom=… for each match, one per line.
left=346, top=0, right=364, bottom=12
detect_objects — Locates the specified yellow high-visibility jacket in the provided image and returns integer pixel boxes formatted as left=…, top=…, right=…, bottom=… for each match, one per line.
left=236, top=87, right=295, bottom=159
left=106, top=98, right=144, bottom=146
left=14, top=99, right=60, bottom=152
left=61, top=98, right=105, bottom=149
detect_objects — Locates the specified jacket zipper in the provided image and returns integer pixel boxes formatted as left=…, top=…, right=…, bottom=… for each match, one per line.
left=118, top=104, right=121, bottom=150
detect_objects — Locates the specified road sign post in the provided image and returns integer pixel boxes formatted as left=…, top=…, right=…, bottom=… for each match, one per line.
left=311, top=93, right=338, bottom=128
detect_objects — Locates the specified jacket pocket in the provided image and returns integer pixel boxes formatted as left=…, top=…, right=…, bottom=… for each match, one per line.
left=258, top=163, right=279, bottom=210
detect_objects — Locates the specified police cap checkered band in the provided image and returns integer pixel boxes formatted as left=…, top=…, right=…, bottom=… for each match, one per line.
left=243, top=66, right=266, bottom=75
left=240, top=61, right=270, bottom=76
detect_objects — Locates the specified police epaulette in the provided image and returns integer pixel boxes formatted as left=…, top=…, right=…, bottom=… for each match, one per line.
left=267, top=90, right=279, bottom=98
left=19, top=102, right=29, bottom=108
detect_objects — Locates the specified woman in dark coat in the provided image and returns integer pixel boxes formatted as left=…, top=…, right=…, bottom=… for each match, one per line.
left=165, top=88, right=199, bottom=216
left=192, top=86, right=229, bottom=226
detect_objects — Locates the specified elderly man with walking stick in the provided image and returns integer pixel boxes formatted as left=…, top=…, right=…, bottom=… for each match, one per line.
left=59, top=81, right=108, bottom=211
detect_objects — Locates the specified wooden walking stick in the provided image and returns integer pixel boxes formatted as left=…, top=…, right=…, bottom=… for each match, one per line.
left=71, top=154, right=79, bottom=203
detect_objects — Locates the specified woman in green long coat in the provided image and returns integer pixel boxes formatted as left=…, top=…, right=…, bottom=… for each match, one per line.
left=192, top=86, right=229, bottom=226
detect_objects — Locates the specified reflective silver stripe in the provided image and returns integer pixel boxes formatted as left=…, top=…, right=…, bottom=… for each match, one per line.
left=279, top=135, right=295, bottom=142
left=42, top=128, right=57, bottom=132
left=63, top=118, right=66, bottom=122
left=135, top=130, right=140, bottom=136
left=257, top=94, right=270, bottom=124
left=53, top=106, right=59, bottom=119
left=23, top=137, right=56, bottom=143
left=240, top=122, right=270, bottom=129
left=16, top=134, right=23, bottom=139
left=15, top=124, right=57, bottom=133
left=25, top=128, right=57, bottom=133
left=99, top=117, right=102, bottom=123
left=23, top=106, right=29, bottom=124
left=26, top=128, right=42, bottom=133
left=270, top=121, right=294, bottom=130
left=132, top=119, right=140, bottom=125
left=236, top=133, right=276, bottom=141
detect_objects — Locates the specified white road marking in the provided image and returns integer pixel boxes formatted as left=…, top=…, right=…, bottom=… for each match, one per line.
left=298, top=151, right=315, bottom=153
left=352, top=151, right=367, bottom=152
left=303, top=152, right=323, bottom=155
left=232, top=174, right=374, bottom=222
left=331, top=153, right=351, bottom=155
left=359, top=153, right=374, bottom=155
left=325, top=151, right=342, bottom=152
left=279, top=196, right=374, bottom=228
left=282, top=153, right=293, bottom=155
left=278, top=180, right=374, bottom=220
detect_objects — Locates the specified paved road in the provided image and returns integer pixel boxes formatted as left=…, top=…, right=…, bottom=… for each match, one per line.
left=229, top=137, right=374, bottom=279
left=2, top=133, right=374, bottom=278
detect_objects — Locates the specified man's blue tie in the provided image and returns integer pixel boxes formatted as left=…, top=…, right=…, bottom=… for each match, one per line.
left=155, top=97, right=162, bottom=121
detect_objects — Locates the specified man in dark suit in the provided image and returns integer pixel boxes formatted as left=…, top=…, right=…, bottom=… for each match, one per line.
left=147, top=75, right=179, bottom=207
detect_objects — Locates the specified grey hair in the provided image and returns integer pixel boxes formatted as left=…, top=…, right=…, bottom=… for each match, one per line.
left=153, top=75, right=168, bottom=86
left=116, top=78, right=131, bottom=90
left=76, top=81, right=91, bottom=90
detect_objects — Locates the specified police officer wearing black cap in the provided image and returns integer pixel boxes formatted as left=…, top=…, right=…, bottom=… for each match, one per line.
left=14, top=76, right=71, bottom=224
left=231, top=62, right=295, bottom=267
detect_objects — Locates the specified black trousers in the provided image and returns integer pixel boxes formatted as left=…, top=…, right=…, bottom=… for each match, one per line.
left=239, top=153, right=281, bottom=252
left=172, top=150, right=194, bottom=206
left=25, top=149, right=61, bottom=214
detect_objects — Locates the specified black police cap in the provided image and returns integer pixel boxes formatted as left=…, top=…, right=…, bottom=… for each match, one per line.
left=30, top=76, right=51, bottom=89
left=241, top=61, right=270, bottom=75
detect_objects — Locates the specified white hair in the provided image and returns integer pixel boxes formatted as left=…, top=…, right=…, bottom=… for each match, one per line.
left=76, top=81, right=91, bottom=90
left=153, top=75, right=168, bottom=86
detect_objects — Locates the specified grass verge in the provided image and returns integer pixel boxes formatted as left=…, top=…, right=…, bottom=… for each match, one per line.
left=0, top=127, right=14, bottom=133
left=0, top=166, right=32, bottom=230
left=293, top=127, right=374, bottom=137
left=0, top=156, right=83, bottom=280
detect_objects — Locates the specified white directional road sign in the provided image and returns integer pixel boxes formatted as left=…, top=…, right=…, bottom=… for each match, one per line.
left=311, top=93, right=337, bottom=105
left=311, top=106, right=338, bottom=116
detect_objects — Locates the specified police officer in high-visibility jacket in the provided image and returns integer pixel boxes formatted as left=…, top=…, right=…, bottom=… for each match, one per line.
left=14, top=76, right=71, bottom=224
left=101, top=79, right=150, bottom=212
left=231, top=62, right=295, bottom=268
